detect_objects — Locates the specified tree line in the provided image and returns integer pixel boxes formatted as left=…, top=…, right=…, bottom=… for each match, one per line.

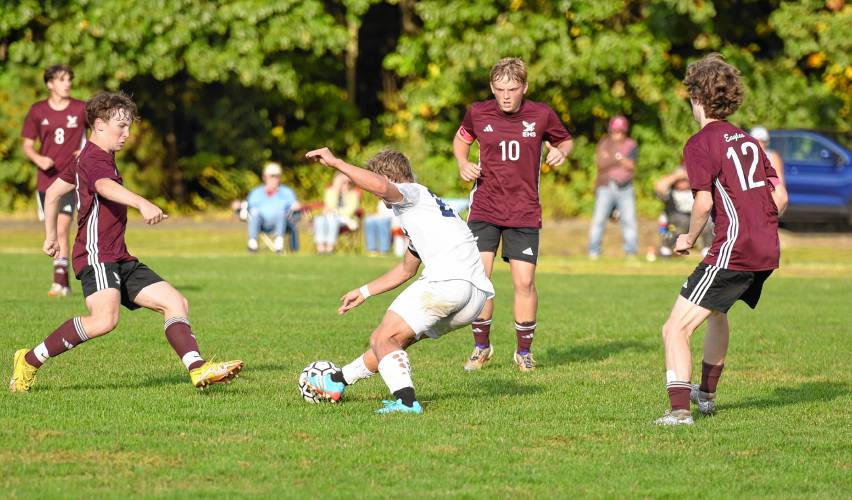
left=1, top=0, right=848, bottom=216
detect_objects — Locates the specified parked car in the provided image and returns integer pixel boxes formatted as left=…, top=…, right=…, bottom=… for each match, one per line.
left=769, top=130, right=852, bottom=227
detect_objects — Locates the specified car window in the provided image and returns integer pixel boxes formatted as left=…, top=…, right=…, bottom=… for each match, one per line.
left=777, top=136, right=834, bottom=165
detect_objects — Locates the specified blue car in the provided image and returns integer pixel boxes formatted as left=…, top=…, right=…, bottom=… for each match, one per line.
left=769, top=130, right=852, bottom=227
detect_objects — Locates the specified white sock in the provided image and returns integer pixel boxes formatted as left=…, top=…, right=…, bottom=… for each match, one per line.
left=182, top=351, right=203, bottom=370
left=33, top=343, right=49, bottom=363
left=377, top=350, right=413, bottom=394
left=341, top=354, right=375, bottom=385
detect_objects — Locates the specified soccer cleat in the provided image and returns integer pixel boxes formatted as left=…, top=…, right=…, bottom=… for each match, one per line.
left=690, top=383, right=717, bottom=415
left=513, top=351, right=536, bottom=372
left=47, top=283, right=71, bottom=297
left=9, top=349, right=39, bottom=392
left=189, top=359, right=244, bottom=388
left=654, top=409, right=694, bottom=426
left=463, top=345, right=494, bottom=372
left=375, top=399, right=423, bottom=414
left=306, top=372, right=346, bottom=402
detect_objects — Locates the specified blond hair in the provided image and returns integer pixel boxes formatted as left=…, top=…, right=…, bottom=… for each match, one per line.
left=365, top=150, right=414, bottom=183
left=490, top=57, right=527, bottom=85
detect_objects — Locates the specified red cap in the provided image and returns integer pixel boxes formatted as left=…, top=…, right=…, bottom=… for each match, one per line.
left=609, top=115, right=629, bottom=133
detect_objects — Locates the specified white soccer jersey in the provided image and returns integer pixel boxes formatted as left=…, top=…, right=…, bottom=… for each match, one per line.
left=391, top=183, right=494, bottom=296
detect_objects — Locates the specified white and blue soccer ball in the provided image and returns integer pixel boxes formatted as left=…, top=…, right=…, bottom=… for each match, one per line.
left=298, top=360, right=340, bottom=404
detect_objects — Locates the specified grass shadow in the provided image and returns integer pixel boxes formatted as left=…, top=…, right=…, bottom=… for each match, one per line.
left=543, top=340, right=653, bottom=367
left=724, top=381, right=850, bottom=411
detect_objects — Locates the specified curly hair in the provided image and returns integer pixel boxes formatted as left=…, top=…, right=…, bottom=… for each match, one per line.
left=44, top=64, right=73, bottom=84
left=683, top=53, right=743, bottom=120
left=365, top=150, right=414, bottom=183
left=86, top=91, right=139, bottom=127
left=490, top=57, right=527, bottom=85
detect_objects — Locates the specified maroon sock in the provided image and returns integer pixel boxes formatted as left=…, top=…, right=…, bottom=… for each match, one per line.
left=53, top=258, right=69, bottom=287
left=700, top=361, right=724, bottom=393
left=667, top=382, right=692, bottom=411
left=164, top=317, right=204, bottom=370
left=25, top=317, right=90, bottom=368
left=515, top=321, right=536, bottom=355
left=471, top=318, right=491, bottom=348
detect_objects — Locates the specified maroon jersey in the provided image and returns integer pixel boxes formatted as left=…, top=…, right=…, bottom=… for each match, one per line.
left=683, top=121, right=780, bottom=271
left=21, top=99, right=88, bottom=192
left=459, top=99, right=571, bottom=228
left=60, top=142, right=136, bottom=276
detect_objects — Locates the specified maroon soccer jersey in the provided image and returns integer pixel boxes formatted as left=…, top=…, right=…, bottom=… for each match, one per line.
left=683, top=121, right=780, bottom=271
left=459, top=99, right=571, bottom=228
left=21, top=99, right=88, bottom=192
left=60, top=142, right=136, bottom=276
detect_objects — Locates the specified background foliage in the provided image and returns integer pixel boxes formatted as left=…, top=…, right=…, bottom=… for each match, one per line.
left=1, top=0, right=849, bottom=215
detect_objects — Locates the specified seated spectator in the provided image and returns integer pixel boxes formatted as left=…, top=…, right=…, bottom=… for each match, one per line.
left=364, top=200, right=394, bottom=256
left=313, top=172, right=361, bottom=254
left=654, top=165, right=713, bottom=258
left=246, top=162, right=301, bottom=254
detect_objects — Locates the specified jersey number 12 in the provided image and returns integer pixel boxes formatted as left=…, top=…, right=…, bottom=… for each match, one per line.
left=726, top=142, right=765, bottom=191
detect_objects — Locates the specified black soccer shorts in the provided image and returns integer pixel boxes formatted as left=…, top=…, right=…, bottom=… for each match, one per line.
left=78, top=261, right=164, bottom=310
left=37, top=190, right=75, bottom=218
left=468, top=220, right=540, bottom=264
left=680, top=262, right=773, bottom=313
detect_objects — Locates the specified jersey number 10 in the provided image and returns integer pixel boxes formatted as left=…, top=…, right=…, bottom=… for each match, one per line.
left=726, top=142, right=765, bottom=192
left=499, top=140, right=520, bottom=161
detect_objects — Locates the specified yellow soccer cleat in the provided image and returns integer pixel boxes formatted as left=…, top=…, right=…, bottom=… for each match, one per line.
left=9, top=349, right=39, bottom=392
left=189, top=359, right=244, bottom=388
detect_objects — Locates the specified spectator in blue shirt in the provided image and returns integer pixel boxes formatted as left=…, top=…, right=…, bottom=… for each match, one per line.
left=247, top=162, right=301, bottom=253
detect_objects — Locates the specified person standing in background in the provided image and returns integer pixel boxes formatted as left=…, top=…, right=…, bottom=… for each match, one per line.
left=588, top=115, right=639, bottom=259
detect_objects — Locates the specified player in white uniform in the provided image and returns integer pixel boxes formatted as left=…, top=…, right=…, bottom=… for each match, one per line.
left=304, top=147, right=495, bottom=414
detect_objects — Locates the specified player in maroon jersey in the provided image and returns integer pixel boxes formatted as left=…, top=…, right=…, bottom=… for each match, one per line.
left=21, top=65, right=88, bottom=297
left=656, top=54, right=788, bottom=425
left=9, top=91, right=243, bottom=393
left=454, top=57, right=573, bottom=372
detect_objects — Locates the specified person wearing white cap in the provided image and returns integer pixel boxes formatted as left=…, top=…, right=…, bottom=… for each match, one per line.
left=750, top=126, right=785, bottom=185
left=245, top=161, right=301, bottom=253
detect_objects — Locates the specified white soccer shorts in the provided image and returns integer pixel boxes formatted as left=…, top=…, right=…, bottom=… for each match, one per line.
left=389, top=278, right=490, bottom=340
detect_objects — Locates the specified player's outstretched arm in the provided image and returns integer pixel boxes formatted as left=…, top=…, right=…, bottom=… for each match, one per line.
left=675, top=190, right=713, bottom=255
left=43, top=178, right=75, bottom=257
left=338, top=250, right=421, bottom=315
left=306, top=147, right=403, bottom=203
left=94, top=178, right=168, bottom=225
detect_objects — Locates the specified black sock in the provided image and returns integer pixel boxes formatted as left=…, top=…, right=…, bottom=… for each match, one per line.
left=393, top=387, right=416, bottom=407
left=330, top=370, right=348, bottom=385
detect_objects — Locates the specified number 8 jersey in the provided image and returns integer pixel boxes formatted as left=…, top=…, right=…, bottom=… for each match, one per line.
left=391, top=183, right=495, bottom=296
left=683, top=120, right=781, bottom=271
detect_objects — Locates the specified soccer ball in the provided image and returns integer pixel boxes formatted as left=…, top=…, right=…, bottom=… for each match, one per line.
left=298, top=360, right=341, bottom=404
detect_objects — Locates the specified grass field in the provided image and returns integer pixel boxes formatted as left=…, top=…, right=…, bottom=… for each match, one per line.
left=1, top=220, right=850, bottom=498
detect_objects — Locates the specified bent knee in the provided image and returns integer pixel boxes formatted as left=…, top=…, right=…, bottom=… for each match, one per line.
left=89, top=315, right=119, bottom=336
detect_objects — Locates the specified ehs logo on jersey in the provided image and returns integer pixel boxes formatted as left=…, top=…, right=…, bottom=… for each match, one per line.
left=66, top=115, right=79, bottom=128
left=522, top=121, right=536, bottom=138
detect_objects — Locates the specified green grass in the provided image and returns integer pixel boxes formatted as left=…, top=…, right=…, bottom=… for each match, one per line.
left=1, top=222, right=850, bottom=498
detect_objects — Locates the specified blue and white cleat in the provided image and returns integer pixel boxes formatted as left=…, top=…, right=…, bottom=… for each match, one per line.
left=307, top=372, right=346, bottom=402
left=375, top=399, right=423, bottom=414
